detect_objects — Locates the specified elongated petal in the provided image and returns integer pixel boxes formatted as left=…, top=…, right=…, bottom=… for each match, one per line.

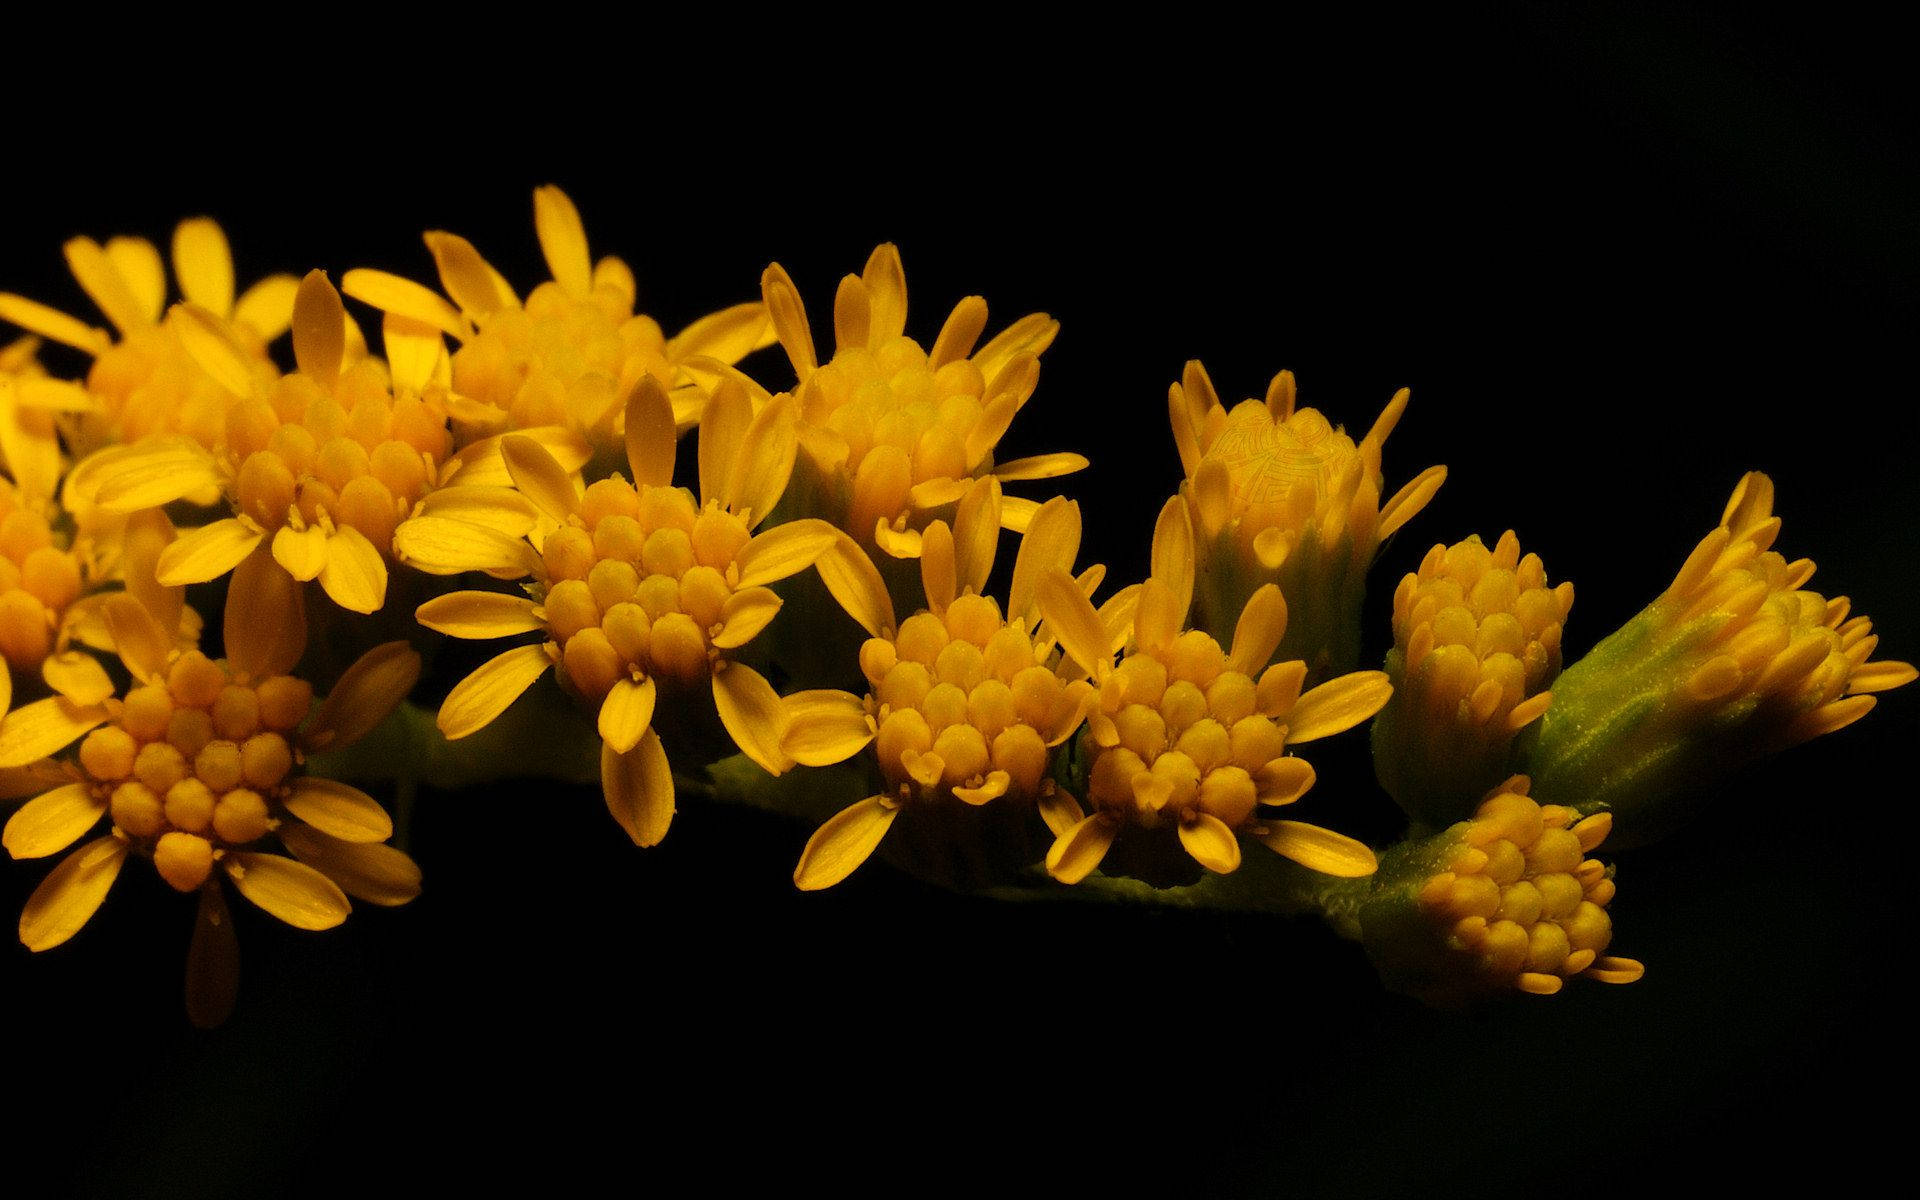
left=232, top=275, right=300, bottom=340
left=3, top=782, right=106, bottom=859
left=173, top=218, right=235, bottom=317
left=449, top=427, right=591, bottom=489
left=533, top=185, right=593, bottom=298
left=1037, top=789, right=1084, bottom=839
left=782, top=689, right=874, bottom=767
left=952, top=477, right=1003, bottom=597
left=1380, top=465, right=1448, bottom=540
left=993, top=452, right=1089, bottom=482
left=736, top=518, right=837, bottom=588
left=41, top=652, right=113, bottom=707
left=1228, top=585, right=1289, bottom=676
left=185, top=883, right=239, bottom=1029
left=713, top=664, right=791, bottom=774
left=713, top=587, right=783, bottom=650
left=425, top=230, right=516, bottom=318
left=304, top=642, right=421, bottom=752
left=814, top=530, right=895, bottom=637
left=292, top=270, right=346, bottom=384
left=0, top=696, right=110, bottom=768
left=340, top=269, right=467, bottom=341
left=624, top=375, right=677, bottom=489
left=415, top=485, right=539, bottom=538
left=105, top=236, right=165, bottom=323
left=225, top=546, right=306, bottom=679
left=20, top=835, right=126, bottom=950
left=226, top=852, right=352, bottom=930
left=416, top=591, right=542, bottom=639
left=170, top=302, right=258, bottom=397
left=502, top=435, right=579, bottom=523
left=103, top=593, right=172, bottom=683
left=598, top=675, right=657, bottom=755
left=280, top=824, right=422, bottom=906
left=384, top=314, right=446, bottom=395
left=761, top=262, right=816, bottom=376
left=1255, top=820, right=1378, bottom=877
left=1178, top=813, right=1243, bottom=874
left=64, top=237, right=148, bottom=335
left=283, top=778, right=393, bottom=843
left=666, top=301, right=773, bottom=365
left=0, top=293, right=110, bottom=354
left=794, top=797, right=899, bottom=890
left=1287, top=671, right=1393, bottom=742
left=727, top=394, right=799, bottom=525
left=699, top=377, right=751, bottom=510
left=920, top=521, right=957, bottom=613
left=1009, top=495, right=1080, bottom=625
left=91, top=438, right=222, bottom=511
left=393, top=516, right=538, bottom=577
left=156, top=518, right=262, bottom=586
left=438, top=645, right=551, bottom=739
left=1045, top=813, right=1117, bottom=884
left=1150, top=495, right=1194, bottom=623
left=602, top=729, right=674, bottom=847
left=1038, top=568, right=1111, bottom=680
left=318, top=526, right=387, bottom=614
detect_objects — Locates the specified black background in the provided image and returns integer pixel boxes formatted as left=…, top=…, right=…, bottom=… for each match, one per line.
left=3, top=7, right=1914, bottom=1196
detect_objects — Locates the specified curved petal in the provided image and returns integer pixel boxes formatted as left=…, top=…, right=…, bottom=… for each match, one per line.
left=781, top=690, right=875, bottom=767
left=103, top=592, right=173, bottom=683
left=813, top=531, right=895, bottom=637
left=1380, top=465, right=1449, bottom=540
left=992, top=452, right=1089, bottom=482
left=1177, top=813, right=1242, bottom=874
left=533, top=185, right=593, bottom=299
left=698, top=377, right=752, bottom=511
left=185, top=882, right=239, bottom=1029
left=226, top=545, right=307, bottom=680
left=1254, top=820, right=1377, bottom=877
left=713, top=664, right=791, bottom=774
left=597, top=675, right=657, bottom=756
left=1149, top=496, right=1194, bottom=625
left=726, top=394, right=799, bottom=525
left=291, top=270, right=346, bottom=384
left=666, top=300, right=773, bottom=366
left=3, top=782, right=107, bottom=859
left=1045, top=813, right=1117, bottom=885
left=624, top=375, right=678, bottom=490
left=425, top=230, right=516, bottom=319
left=1037, top=788, right=1084, bottom=839
left=172, top=218, right=235, bottom=317
left=64, top=237, right=148, bottom=336
left=437, top=644, right=551, bottom=739
left=393, top=516, right=538, bottom=578
left=1008, top=495, right=1081, bottom=625
left=1228, top=584, right=1290, bottom=676
left=760, top=262, right=816, bottom=376
left=0, top=696, right=110, bottom=769
left=712, top=587, right=783, bottom=650
left=283, top=777, right=394, bottom=843
left=232, top=274, right=301, bottom=340
left=90, top=438, right=223, bottom=512
left=1287, top=671, right=1394, bottom=743
left=415, top=486, right=539, bottom=539
left=601, top=728, right=674, bottom=847
left=502, top=435, right=579, bottom=524
left=280, top=823, right=422, bottom=905
left=225, top=852, right=352, bottom=930
left=736, top=518, right=838, bottom=589
left=41, top=651, right=114, bottom=707
left=272, top=523, right=329, bottom=582
left=340, top=268, right=468, bottom=341
left=19, top=835, right=126, bottom=951
left=156, top=518, right=263, bottom=586
left=416, top=591, right=542, bottom=639
left=318, top=526, right=388, bottom=614
left=794, top=796, right=899, bottom=891
left=1037, top=569, right=1111, bottom=680
left=104, top=237, right=165, bottom=324
left=0, top=293, right=111, bottom=355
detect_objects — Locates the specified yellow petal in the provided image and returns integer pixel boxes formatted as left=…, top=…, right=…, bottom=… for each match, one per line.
left=40, top=651, right=114, bottom=707
left=1038, top=568, right=1112, bottom=680
left=761, top=262, right=817, bottom=376
left=291, top=270, right=347, bottom=385
left=172, top=218, right=235, bottom=318
left=0, top=393, right=62, bottom=502
left=736, top=518, right=838, bottom=589
left=156, top=518, right=263, bottom=586
left=185, top=883, right=239, bottom=1029
left=13, top=377, right=96, bottom=413
left=999, top=495, right=1039, bottom=535
left=974, top=312, right=1060, bottom=380
left=919, top=521, right=957, bottom=613
left=0, top=696, right=110, bottom=768
left=1849, top=660, right=1918, bottom=694
left=992, top=452, right=1089, bottom=481
left=1178, top=813, right=1243, bottom=874
left=449, top=427, right=591, bottom=489
left=1150, top=495, right=1194, bottom=623
left=533, top=185, right=593, bottom=299
left=1037, top=789, right=1084, bottom=839
left=393, top=516, right=538, bottom=578
left=232, top=275, right=301, bottom=341
left=1009, top=495, right=1081, bottom=626
left=953, top=770, right=1010, bottom=806
left=598, top=675, right=658, bottom=755
left=1255, top=820, right=1377, bottom=877
left=1045, top=813, right=1117, bottom=885
left=666, top=301, right=773, bottom=366
left=699, top=377, right=751, bottom=510
left=19, top=835, right=126, bottom=951
left=1287, top=671, right=1393, bottom=743
left=91, top=438, right=223, bottom=512
left=283, top=777, right=393, bottom=843
left=713, top=663, right=791, bottom=775
left=169, top=302, right=259, bottom=397
left=340, top=268, right=468, bottom=341
left=105, top=236, right=165, bottom=324
left=953, top=476, right=1003, bottom=597
left=64, top=237, right=148, bottom=336
left=317, top=526, right=388, bottom=614
left=304, top=641, right=421, bottom=752
left=1380, top=465, right=1448, bottom=540
left=794, top=796, right=899, bottom=890
left=1256, top=756, right=1317, bottom=807
left=601, top=729, right=674, bottom=847
left=929, top=295, right=988, bottom=369
left=502, top=435, right=579, bottom=523
left=225, top=852, right=352, bottom=930
left=727, top=394, right=799, bottom=525
left=781, top=689, right=874, bottom=767
left=813, top=531, right=896, bottom=637
left=225, top=546, right=306, bottom=680
left=438, top=644, right=552, bottom=739
left=425, top=230, right=516, bottom=319
left=415, top=485, right=540, bottom=539
left=1228, top=585, right=1289, bottom=677
left=624, top=375, right=678, bottom=490
left=384, top=314, right=447, bottom=395
left=272, top=523, right=329, bottom=582
left=713, top=587, right=783, bottom=650
left=0, top=293, right=110, bottom=354
left=280, top=824, right=422, bottom=906
left=103, top=592, right=173, bottom=683
left=416, top=590, right=542, bottom=639
left=3, top=782, right=106, bottom=859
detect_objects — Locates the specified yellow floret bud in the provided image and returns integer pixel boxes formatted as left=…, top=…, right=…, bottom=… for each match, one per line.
left=152, top=831, right=216, bottom=893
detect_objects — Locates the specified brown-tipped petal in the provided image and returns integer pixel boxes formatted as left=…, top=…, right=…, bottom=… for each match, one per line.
left=0, top=696, right=110, bottom=768
left=1228, top=584, right=1289, bottom=676
left=602, top=729, right=675, bottom=848
left=19, top=835, right=126, bottom=951
left=794, top=796, right=899, bottom=891
left=283, top=778, right=394, bottom=843
left=226, top=546, right=306, bottom=680
left=598, top=676, right=658, bottom=756
left=185, top=883, right=239, bottom=1029
left=624, top=375, right=678, bottom=489
left=1045, top=813, right=1117, bottom=885
left=1255, top=820, right=1377, bottom=877
left=502, top=435, right=580, bottom=524
left=156, top=518, right=262, bottom=587
left=225, top=852, right=351, bottom=930
left=1286, top=671, right=1393, bottom=743
left=3, top=782, right=106, bottom=859
left=736, top=519, right=838, bottom=589
left=714, top=664, right=791, bottom=775
left=437, top=645, right=551, bottom=739
left=280, top=824, right=423, bottom=906
left=292, top=270, right=346, bottom=384
left=814, top=532, right=896, bottom=637
left=1179, top=813, right=1243, bottom=874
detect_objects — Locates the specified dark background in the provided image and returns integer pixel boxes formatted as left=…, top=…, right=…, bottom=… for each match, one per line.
left=4, top=6, right=1914, bottom=1195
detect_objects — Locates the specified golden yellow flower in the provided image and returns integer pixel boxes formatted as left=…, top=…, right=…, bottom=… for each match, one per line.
left=1037, top=498, right=1391, bottom=883
left=783, top=478, right=1097, bottom=889
left=1360, top=778, right=1643, bottom=1004
left=1527, top=472, right=1915, bottom=843
left=397, top=376, right=836, bottom=847
left=1170, top=362, right=1446, bottom=681
left=76, top=272, right=474, bottom=614
left=0, top=219, right=296, bottom=456
left=1373, top=530, right=1573, bottom=827
left=0, top=559, right=421, bottom=1026
left=342, top=184, right=772, bottom=464
left=1, top=335, right=92, bottom=505
left=756, top=244, right=1078, bottom=558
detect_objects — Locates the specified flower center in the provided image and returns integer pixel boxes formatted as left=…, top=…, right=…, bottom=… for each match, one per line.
left=0, top=495, right=82, bottom=671
left=452, top=283, right=669, bottom=436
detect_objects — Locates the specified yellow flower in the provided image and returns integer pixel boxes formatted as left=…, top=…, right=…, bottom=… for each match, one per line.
left=1526, top=472, right=1915, bottom=844
left=1037, top=498, right=1392, bottom=884
left=1169, top=362, right=1447, bottom=682
left=1, top=335, right=93, bottom=505
left=77, top=271, right=475, bottom=614
left=1372, top=530, right=1573, bottom=828
left=0, top=475, right=90, bottom=713
left=756, top=244, right=1079, bottom=558
left=0, top=560, right=421, bottom=1027
left=783, top=478, right=1097, bottom=889
left=342, top=184, right=773, bottom=462
left=1359, top=779, right=1643, bottom=1005
left=397, top=376, right=837, bottom=847
left=0, top=219, right=296, bottom=456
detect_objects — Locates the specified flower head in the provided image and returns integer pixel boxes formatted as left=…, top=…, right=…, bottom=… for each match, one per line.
left=756, top=245, right=1078, bottom=558
left=783, top=478, right=1095, bottom=889
left=1169, top=362, right=1446, bottom=681
left=398, top=377, right=836, bottom=847
left=1357, top=778, right=1642, bottom=1006
left=1373, top=530, right=1573, bottom=828
left=1526, top=472, right=1915, bottom=844
left=0, top=219, right=295, bottom=456
left=343, top=184, right=772, bottom=460
left=1038, top=498, right=1391, bottom=884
